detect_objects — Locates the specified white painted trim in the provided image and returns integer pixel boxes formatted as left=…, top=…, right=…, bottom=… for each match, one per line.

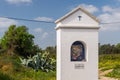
left=55, top=26, right=100, bottom=30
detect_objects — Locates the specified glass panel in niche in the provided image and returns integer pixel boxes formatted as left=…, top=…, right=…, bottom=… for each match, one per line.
left=71, top=41, right=85, bottom=61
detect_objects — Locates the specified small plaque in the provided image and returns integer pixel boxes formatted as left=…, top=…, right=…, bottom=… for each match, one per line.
left=75, top=64, right=84, bottom=69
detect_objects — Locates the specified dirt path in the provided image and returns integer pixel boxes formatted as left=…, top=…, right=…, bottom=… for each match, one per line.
left=99, top=69, right=118, bottom=80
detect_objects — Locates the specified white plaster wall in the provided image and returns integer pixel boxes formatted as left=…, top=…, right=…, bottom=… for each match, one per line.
left=57, top=29, right=62, bottom=80
left=57, top=28, right=99, bottom=80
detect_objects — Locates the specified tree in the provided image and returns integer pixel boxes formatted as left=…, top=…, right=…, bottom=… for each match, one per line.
left=0, top=25, right=38, bottom=57
left=99, top=43, right=120, bottom=54
left=14, top=26, right=35, bottom=57
left=99, top=44, right=114, bottom=54
left=45, top=46, right=56, bottom=59
left=0, top=44, right=2, bottom=49
left=115, top=43, right=120, bottom=53
left=0, top=25, right=16, bottom=55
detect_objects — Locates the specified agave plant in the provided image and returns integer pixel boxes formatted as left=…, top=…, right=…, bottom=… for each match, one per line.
left=19, top=52, right=56, bottom=72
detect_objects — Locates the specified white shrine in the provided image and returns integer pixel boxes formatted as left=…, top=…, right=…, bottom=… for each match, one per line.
left=55, top=6, right=100, bottom=80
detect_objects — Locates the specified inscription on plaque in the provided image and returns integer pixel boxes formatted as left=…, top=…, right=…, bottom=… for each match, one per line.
left=75, top=64, right=84, bottom=69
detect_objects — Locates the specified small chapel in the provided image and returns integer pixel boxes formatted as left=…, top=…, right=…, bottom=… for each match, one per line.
left=55, top=6, right=100, bottom=80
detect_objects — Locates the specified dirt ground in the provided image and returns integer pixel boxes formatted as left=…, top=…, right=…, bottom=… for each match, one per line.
left=99, top=69, right=119, bottom=80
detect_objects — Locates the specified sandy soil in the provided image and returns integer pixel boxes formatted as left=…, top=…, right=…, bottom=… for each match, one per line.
left=99, top=69, right=119, bottom=80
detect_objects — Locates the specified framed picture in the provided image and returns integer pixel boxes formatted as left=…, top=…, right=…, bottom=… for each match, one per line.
left=71, top=41, right=85, bottom=61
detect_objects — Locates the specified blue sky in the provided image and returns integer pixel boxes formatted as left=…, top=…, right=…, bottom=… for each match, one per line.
left=0, top=0, right=120, bottom=49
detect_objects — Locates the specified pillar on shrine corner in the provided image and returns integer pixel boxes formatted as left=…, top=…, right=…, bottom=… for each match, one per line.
left=55, top=6, right=100, bottom=80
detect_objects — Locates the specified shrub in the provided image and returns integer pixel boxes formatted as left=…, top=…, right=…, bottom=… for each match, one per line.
left=0, top=72, right=14, bottom=80
left=19, top=52, right=56, bottom=72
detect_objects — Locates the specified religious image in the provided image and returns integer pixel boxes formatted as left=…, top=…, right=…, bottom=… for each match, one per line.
left=71, top=41, right=85, bottom=61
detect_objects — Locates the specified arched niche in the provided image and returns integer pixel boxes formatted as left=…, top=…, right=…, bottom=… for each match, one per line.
left=71, top=41, right=86, bottom=61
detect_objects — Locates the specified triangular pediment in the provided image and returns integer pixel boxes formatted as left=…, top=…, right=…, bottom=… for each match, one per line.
left=55, top=6, right=99, bottom=29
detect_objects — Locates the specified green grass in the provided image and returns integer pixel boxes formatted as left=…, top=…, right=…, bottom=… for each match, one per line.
left=12, top=69, right=56, bottom=80
left=99, top=54, right=120, bottom=79
left=0, top=54, right=56, bottom=80
left=0, top=72, right=14, bottom=80
left=99, top=54, right=120, bottom=70
left=1, top=53, right=120, bottom=80
left=106, top=64, right=120, bottom=79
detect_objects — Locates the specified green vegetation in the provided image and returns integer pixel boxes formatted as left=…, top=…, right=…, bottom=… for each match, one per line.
left=0, top=72, right=14, bottom=80
left=0, top=25, right=56, bottom=80
left=45, top=46, right=56, bottom=59
left=99, top=54, right=120, bottom=70
left=0, top=25, right=41, bottom=58
left=99, top=43, right=120, bottom=54
left=99, top=54, right=120, bottom=79
left=19, top=52, right=56, bottom=72
left=0, top=54, right=56, bottom=80
left=99, top=43, right=120, bottom=79
left=106, top=64, right=120, bottom=79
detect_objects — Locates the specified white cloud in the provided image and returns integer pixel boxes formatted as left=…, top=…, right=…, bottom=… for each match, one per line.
left=33, top=28, right=42, bottom=33
left=102, top=5, right=120, bottom=13
left=68, top=4, right=98, bottom=13
left=102, top=6, right=113, bottom=12
left=0, top=17, right=18, bottom=37
left=98, top=6, right=120, bottom=31
left=33, top=31, right=55, bottom=49
left=32, top=28, right=48, bottom=40
left=0, top=17, right=17, bottom=29
left=6, top=0, right=32, bottom=4
left=34, top=17, right=54, bottom=22
left=33, top=31, right=48, bottom=39
left=80, top=4, right=99, bottom=13
left=42, top=32, right=48, bottom=39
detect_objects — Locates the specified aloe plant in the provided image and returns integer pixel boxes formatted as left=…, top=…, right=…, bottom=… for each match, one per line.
left=19, top=52, right=56, bottom=72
